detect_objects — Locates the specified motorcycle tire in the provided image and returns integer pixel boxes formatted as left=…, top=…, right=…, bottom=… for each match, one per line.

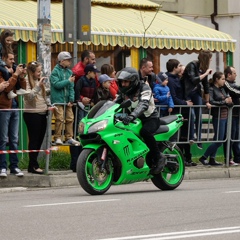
left=151, top=144, right=185, bottom=190
left=77, top=148, right=113, bottom=195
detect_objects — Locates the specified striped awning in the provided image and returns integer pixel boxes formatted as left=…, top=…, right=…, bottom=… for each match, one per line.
left=0, top=0, right=236, bottom=52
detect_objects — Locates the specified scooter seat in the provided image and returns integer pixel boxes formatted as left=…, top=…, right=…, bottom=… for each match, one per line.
left=159, top=115, right=178, bottom=125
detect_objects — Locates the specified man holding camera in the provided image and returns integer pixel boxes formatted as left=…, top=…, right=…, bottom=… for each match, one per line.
left=0, top=52, right=27, bottom=177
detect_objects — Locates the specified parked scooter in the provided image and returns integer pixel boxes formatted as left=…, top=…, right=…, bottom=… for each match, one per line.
left=77, top=99, right=185, bottom=195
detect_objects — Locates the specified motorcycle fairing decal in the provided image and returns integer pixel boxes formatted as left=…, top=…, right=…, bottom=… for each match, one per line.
left=123, top=145, right=130, bottom=156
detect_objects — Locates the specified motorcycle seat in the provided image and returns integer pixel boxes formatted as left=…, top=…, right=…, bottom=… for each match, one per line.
left=155, top=125, right=169, bottom=134
left=159, top=115, right=178, bottom=125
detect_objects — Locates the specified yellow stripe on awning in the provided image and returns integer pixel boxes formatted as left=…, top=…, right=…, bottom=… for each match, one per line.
left=0, top=0, right=236, bottom=52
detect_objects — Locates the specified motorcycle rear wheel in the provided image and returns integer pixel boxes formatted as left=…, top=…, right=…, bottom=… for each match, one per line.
left=151, top=144, right=185, bottom=190
left=77, top=148, right=113, bottom=195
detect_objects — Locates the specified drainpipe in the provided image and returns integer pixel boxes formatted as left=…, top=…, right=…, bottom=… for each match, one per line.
left=211, top=0, right=219, bottom=71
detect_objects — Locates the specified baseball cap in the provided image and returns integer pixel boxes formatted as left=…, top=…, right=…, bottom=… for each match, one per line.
left=84, top=64, right=100, bottom=73
left=57, top=51, right=72, bottom=62
left=158, top=72, right=168, bottom=82
left=99, top=74, right=114, bottom=84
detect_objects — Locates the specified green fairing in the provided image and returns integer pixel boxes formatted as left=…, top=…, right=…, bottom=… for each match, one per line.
left=77, top=100, right=185, bottom=195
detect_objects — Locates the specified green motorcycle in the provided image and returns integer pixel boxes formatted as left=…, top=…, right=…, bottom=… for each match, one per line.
left=77, top=100, right=185, bottom=195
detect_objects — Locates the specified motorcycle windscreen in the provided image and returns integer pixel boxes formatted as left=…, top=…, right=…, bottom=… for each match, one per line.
left=87, top=100, right=115, bottom=119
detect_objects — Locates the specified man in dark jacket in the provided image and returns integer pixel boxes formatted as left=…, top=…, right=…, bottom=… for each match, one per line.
left=223, top=66, right=240, bottom=165
left=138, top=58, right=159, bottom=91
left=166, top=59, right=196, bottom=166
left=116, top=67, right=166, bottom=175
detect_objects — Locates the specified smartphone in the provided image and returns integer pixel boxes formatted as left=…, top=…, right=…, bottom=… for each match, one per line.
left=71, top=73, right=76, bottom=77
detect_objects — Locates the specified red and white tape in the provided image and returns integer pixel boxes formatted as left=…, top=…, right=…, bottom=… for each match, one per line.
left=0, top=147, right=59, bottom=154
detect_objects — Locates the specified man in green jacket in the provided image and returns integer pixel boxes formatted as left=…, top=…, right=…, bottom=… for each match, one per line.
left=50, top=51, right=79, bottom=146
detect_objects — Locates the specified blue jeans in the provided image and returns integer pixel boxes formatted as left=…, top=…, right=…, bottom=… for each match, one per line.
left=0, top=110, right=19, bottom=170
left=230, top=117, right=240, bottom=162
left=188, top=90, right=202, bottom=141
left=203, top=117, right=227, bottom=159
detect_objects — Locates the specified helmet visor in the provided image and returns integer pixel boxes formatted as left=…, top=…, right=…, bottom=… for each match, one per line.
left=117, top=71, right=133, bottom=81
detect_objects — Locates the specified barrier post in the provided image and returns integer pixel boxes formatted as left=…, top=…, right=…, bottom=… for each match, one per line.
left=44, top=108, right=53, bottom=174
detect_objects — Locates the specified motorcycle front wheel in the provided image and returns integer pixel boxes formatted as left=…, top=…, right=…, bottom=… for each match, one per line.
left=151, top=144, right=185, bottom=190
left=77, top=148, right=113, bottom=195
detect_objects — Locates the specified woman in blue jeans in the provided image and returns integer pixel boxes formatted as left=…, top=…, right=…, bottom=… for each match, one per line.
left=182, top=50, right=212, bottom=149
left=199, top=72, right=233, bottom=166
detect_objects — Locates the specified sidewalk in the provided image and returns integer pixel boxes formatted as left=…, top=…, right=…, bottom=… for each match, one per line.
left=1, top=166, right=240, bottom=190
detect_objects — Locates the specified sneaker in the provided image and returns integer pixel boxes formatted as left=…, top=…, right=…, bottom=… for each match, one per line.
left=185, top=161, right=197, bottom=166
left=16, top=88, right=31, bottom=95
left=67, top=138, right=80, bottom=146
left=229, top=160, right=238, bottom=166
left=199, top=156, right=209, bottom=165
left=197, top=143, right=203, bottom=149
left=0, top=168, right=7, bottom=177
left=55, top=138, right=63, bottom=145
left=10, top=168, right=24, bottom=177
left=7, top=91, right=17, bottom=99
left=209, top=158, right=222, bottom=166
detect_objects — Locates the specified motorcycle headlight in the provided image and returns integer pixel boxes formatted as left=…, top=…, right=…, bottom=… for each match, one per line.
left=88, top=120, right=108, bottom=134
left=78, top=121, right=85, bottom=134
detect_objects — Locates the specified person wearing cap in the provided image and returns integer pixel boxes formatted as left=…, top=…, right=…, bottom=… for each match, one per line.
left=96, top=74, right=114, bottom=102
left=75, top=64, right=100, bottom=121
left=100, top=64, right=118, bottom=99
left=50, top=51, right=80, bottom=146
left=153, top=72, right=174, bottom=117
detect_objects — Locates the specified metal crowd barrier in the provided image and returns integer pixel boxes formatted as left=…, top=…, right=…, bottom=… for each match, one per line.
left=2, top=103, right=239, bottom=173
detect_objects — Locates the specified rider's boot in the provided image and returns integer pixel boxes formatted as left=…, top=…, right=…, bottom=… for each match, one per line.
left=150, top=153, right=166, bottom=175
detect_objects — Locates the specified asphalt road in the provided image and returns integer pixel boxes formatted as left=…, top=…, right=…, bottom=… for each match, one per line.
left=1, top=179, right=240, bottom=240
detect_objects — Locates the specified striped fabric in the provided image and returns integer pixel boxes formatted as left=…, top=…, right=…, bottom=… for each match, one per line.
left=0, top=0, right=236, bottom=52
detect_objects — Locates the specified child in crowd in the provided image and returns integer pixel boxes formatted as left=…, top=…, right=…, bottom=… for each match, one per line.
left=50, top=51, right=80, bottom=146
left=75, top=64, right=100, bottom=120
left=0, top=29, right=29, bottom=99
left=100, top=64, right=118, bottom=99
left=96, top=74, right=114, bottom=102
left=153, top=72, right=174, bottom=117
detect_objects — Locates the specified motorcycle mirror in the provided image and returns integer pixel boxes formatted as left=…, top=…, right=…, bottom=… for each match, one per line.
left=115, top=99, right=131, bottom=112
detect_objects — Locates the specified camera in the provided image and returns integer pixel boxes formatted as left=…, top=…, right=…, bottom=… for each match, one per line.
left=19, top=63, right=26, bottom=68
left=43, top=78, right=48, bottom=84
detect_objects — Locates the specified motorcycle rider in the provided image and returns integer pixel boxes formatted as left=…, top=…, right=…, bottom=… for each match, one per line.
left=116, top=67, right=166, bottom=174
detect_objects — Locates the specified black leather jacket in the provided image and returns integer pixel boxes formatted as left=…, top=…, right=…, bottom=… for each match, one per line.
left=209, top=85, right=233, bottom=117
left=223, top=80, right=240, bottom=117
left=138, top=70, right=158, bottom=91
left=115, top=81, right=158, bottom=121
left=182, top=60, right=209, bottom=99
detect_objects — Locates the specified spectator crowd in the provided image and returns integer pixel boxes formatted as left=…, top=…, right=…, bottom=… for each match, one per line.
left=1, top=29, right=240, bottom=178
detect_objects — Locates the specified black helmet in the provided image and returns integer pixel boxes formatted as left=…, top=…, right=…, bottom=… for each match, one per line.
left=117, top=67, right=139, bottom=94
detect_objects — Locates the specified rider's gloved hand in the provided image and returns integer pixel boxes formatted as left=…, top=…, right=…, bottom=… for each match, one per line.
left=122, top=115, right=135, bottom=125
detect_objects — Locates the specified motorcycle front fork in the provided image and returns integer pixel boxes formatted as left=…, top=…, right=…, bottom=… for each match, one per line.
left=97, top=147, right=108, bottom=172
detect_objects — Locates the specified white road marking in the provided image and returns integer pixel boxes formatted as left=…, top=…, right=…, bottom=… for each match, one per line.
left=23, top=199, right=120, bottom=208
left=98, top=226, right=240, bottom=240
left=224, top=190, right=240, bottom=193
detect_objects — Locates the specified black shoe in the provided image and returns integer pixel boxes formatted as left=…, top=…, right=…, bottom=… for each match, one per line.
left=209, top=158, right=222, bottom=166
left=151, top=156, right=166, bottom=175
left=199, top=157, right=209, bottom=165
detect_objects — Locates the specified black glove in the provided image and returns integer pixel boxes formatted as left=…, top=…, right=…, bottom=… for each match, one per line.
left=122, top=115, right=135, bottom=125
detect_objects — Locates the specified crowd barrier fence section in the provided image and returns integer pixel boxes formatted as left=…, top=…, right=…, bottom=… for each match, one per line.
left=1, top=103, right=239, bottom=173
